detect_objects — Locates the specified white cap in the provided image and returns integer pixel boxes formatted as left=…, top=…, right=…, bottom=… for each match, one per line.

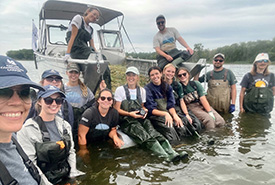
left=254, top=53, right=269, bottom=62
left=213, top=53, right=225, bottom=59
left=125, top=66, right=140, bottom=75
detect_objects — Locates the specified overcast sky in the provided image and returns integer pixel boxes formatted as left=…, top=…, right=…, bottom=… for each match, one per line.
left=0, top=0, right=275, bottom=55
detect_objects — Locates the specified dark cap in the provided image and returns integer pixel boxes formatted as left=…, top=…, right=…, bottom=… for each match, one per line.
left=42, top=69, right=63, bottom=79
left=0, top=55, right=43, bottom=90
left=156, top=14, right=165, bottom=21
left=37, top=85, right=65, bottom=99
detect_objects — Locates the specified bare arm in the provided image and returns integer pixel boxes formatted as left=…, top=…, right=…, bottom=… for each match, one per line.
left=155, top=47, right=173, bottom=62
left=168, top=107, right=183, bottom=127
left=78, top=124, right=89, bottom=146
left=239, top=87, right=246, bottom=113
left=199, top=95, right=212, bottom=112
left=180, top=99, right=192, bottom=123
left=231, top=84, right=237, bottom=105
left=66, top=25, right=78, bottom=54
left=89, top=39, right=97, bottom=52
left=109, top=127, right=124, bottom=148
left=272, top=86, right=275, bottom=96
left=177, top=36, right=194, bottom=55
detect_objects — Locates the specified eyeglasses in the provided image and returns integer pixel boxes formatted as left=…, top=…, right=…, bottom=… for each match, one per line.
left=256, top=59, right=269, bottom=63
left=100, top=96, right=113, bottom=101
left=43, top=97, right=64, bottom=105
left=214, top=59, right=224, bottom=63
left=45, top=77, right=62, bottom=83
left=178, top=73, right=187, bottom=78
left=157, top=21, right=165, bottom=25
left=0, top=86, right=31, bottom=104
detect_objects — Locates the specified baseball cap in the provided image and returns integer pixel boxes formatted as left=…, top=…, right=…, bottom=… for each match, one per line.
left=156, top=14, right=165, bottom=21
left=213, top=53, right=225, bottom=59
left=42, top=69, right=63, bottom=79
left=125, top=66, right=140, bottom=75
left=66, top=62, right=80, bottom=73
left=254, top=53, right=269, bottom=62
left=0, top=55, right=44, bottom=90
left=37, top=85, right=65, bottom=99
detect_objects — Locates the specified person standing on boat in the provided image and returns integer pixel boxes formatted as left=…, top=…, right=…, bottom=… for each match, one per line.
left=195, top=53, right=237, bottom=114
left=177, top=67, right=225, bottom=130
left=17, top=85, right=84, bottom=185
left=114, top=66, right=186, bottom=162
left=78, top=88, right=124, bottom=157
left=144, top=66, right=186, bottom=143
left=239, top=53, right=275, bottom=115
left=66, top=7, right=100, bottom=59
left=162, top=64, right=203, bottom=136
left=0, top=55, right=42, bottom=185
left=153, top=15, right=194, bottom=70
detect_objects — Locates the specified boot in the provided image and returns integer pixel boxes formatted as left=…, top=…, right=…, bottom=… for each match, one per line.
left=160, top=140, right=188, bottom=162
left=147, top=140, right=169, bottom=159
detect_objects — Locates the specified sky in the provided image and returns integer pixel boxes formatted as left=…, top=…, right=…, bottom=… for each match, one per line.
left=0, top=0, right=275, bottom=55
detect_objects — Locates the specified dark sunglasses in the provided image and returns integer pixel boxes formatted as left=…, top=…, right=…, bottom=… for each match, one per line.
left=0, top=86, right=31, bottom=104
left=43, top=97, right=64, bottom=105
left=157, top=21, right=165, bottom=25
left=45, top=77, right=62, bottom=83
left=214, top=59, right=224, bottom=63
left=100, top=96, right=113, bottom=101
left=256, top=59, right=269, bottom=63
left=178, top=73, right=187, bottom=78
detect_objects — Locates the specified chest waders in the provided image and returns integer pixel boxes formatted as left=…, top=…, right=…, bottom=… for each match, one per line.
left=206, top=69, right=231, bottom=113
left=66, top=18, right=93, bottom=59
left=244, top=73, right=274, bottom=114
left=182, top=81, right=200, bottom=105
left=34, top=116, right=71, bottom=184
left=120, top=85, right=185, bottom=161
left=0, top=137, right=41, bottom=185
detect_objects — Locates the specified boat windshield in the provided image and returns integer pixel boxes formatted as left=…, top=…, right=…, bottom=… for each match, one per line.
left=102, top=32, right=122, bottom=48
left=48, top=25, right=67, bottom=45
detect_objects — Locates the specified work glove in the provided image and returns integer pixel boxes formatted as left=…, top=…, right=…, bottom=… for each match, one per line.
left=64, top=53, right=70, bottom=62
left=229, top=104, right=235, bottom=113
left=208, top=111, right=215, bottom=121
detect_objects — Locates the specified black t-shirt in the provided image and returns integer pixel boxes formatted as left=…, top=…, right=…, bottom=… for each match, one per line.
left=79, top=105, right=119, bottom=131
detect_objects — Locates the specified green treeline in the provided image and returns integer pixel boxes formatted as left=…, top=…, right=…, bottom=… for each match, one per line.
left=6, top=37, right=275, bottom=63
left=127, top=37, right=275, bottom=63
left=6, top=49, right=34, bottom=60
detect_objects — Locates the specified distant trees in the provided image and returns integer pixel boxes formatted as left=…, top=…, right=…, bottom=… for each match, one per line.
left=6, top=49, right=34, bottom=60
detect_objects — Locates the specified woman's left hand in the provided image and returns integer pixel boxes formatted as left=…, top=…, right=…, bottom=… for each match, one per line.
left=174, top=115, right=183, bottom=128
left=113, top=136, right=124, bottom=148
left=186, top=114, right=192, bottom=124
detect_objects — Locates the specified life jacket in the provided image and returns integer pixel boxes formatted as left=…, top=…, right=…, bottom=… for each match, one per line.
left=0, top=137, right=41, bottom=185
left=206, top=69, right=231, bottom=113
left=66, top=17, right=94, bottom=59
left=243, top=73, right=274, bottom=114
left=34, top=116, right=71, bottom=184
left=182, top=81, right=200, bottom=104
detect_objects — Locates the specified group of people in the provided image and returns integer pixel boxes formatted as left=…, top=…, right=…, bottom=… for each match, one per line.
left=1, top=8, right=274, bottom=185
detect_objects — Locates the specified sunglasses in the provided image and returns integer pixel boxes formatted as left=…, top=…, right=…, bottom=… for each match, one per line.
left=214, top=59, right=224, bottom=63
left=0, top=86, right=31, bottom=104
left=100, top=96, right=113, bottom=101
left=43, top=97, right=64, bottom=105
left=178, top=73, right=187, bottom=78
left=256, top=59, right=269, bottom=63
left=157, top=21, right=165, bottom=25
left=45, top=77, right=62, bottom=83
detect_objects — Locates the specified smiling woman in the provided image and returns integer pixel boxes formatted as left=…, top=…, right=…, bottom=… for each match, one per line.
left=0, top=55, right=43, bottom=185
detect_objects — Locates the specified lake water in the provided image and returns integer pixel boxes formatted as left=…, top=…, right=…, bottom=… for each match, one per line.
left=21, top=61, right=275, bottom=185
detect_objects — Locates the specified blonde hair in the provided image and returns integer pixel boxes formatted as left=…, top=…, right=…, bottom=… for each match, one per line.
left=250, top=60, right=271, bottom=76
left=162, top=63, right=176, bottom=81
left=78, top=79, right=88, bottom=97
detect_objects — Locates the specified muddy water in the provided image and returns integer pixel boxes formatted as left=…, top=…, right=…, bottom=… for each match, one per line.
left=22, top=61, right=275, bottom=185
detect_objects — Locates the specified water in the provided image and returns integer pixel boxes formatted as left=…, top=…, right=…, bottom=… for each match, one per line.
left=21, top=61, right=275, bottom=185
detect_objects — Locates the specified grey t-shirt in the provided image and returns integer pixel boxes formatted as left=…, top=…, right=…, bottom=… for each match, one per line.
left=240, top=72, right=275, bottom=89
left=0, top=139, right=38, bottom=185
left=45, top=120, right=62, bottom=141
left=65, top=84, right=94, bottom=108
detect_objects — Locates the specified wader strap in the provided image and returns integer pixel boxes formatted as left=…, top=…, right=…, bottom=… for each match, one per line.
left=210, top=70, right=214, bottom=80
left=210, top=69, right=228, bottom=81
left=34, top=116, right=50, bottom=142
left=63, top=101, right=69, bottom=123
left=81, top=17, right=93, bottom=36
left=0, top=160, right=18, bottom=185
left=123, top=84, right=142, bottom=104
left=11, top=137, right=41, bottom=184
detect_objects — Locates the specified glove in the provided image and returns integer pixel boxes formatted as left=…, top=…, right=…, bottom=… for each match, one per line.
left=229, top=104, right=235, bottom=113
left=208, top=111, right=215, bottom=121
left=64, top=53, right=70, bottom=61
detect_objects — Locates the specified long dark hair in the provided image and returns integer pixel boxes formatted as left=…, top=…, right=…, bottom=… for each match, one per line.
left=148, top=66, right=168, bottom=98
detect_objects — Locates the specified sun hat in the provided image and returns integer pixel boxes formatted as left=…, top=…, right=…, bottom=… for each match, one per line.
left=42, top=69, right=63, bottom=79
left=254, top=53, right=269, bottom=62
left=125, top=66, right=140, bottom=75
left=37, top=85, right=65, bottom=99
left=213, top=53, right=225, bottom=60
left=0, top=55, right=43, bottom=90
left=66, top=62, right=80, bottom=73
